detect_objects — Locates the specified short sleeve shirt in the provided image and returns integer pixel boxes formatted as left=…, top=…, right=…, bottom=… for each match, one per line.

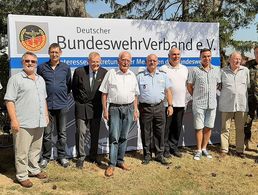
left=137, top=69, right=172, bottom=104
left=187, top=64, right=221, bottom=109
left=219, top=65, right=250, bottom=112
left=99, top=68, right=139, bottom=104
left=4, top=71, right=48, bottom=128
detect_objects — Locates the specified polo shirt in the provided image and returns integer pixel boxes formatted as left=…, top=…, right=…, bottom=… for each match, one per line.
left=160, top=63, right=188, bottom=107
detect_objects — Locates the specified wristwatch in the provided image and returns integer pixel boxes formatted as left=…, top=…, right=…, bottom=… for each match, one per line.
left=168, top=105, right=173, bottom=107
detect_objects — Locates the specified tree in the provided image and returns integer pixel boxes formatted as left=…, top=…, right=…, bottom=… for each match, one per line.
left=99, top=0, right=258, bottom=65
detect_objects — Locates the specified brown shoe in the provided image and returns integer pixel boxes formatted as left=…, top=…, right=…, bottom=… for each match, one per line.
left=117, top=163, right=131, bottom=171
left=19, top=179, right=33, bottom=188
left=105, top=167, right=114, bottom=177
left=34, top=172, right=48, bottom=179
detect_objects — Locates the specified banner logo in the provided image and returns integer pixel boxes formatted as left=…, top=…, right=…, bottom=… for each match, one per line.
left=19, top=25, right=47, bottom=51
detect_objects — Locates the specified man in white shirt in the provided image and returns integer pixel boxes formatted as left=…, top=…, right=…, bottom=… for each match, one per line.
left=160, top=48, right=188, bottom=158
left=99, top=51, right=139, bottom=177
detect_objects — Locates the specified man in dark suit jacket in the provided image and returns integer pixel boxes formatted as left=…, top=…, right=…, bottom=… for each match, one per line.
left=72, top=52, right=107, bottom=169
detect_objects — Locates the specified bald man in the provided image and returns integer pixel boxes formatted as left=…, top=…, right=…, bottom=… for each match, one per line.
left=219, top=51, right=250, bottom=158
left=160, top=48, right=188, bottom=158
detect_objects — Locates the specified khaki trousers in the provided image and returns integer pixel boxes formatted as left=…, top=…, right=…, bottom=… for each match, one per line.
left=13, top=127, right=44, bottom=182
left=221, top=112, right=247, bottom=153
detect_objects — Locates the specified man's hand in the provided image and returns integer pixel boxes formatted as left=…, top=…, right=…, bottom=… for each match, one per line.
left=11, top=119, right=20, bottom=134
left=167, top=106, right=173, bottom=116
left=103, top=109, right=109, bottom=121
left=133, top=109, right=139, bottom=121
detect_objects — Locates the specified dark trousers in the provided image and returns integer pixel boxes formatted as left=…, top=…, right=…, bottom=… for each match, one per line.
left=244, top=101, right=258, bottom=140
left=139, top=103, right=166, bottom=158
left=75, top=118, right=101, bottom=161
left=164, top=107, right=185, bottom=153
left=42, top=108, right=67, bottom=160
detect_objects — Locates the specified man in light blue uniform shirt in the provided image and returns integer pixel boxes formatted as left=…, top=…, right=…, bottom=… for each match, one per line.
left=137, top=54, right=173, bottom=165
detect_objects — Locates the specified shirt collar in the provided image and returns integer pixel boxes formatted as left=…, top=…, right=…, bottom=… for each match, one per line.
left=21, top=70, right=38, bottom=78
left=144, top=68, right=160, bottom=76
left=115, top=68, right=132, bottom=75
left=199, top=64, right=214, bottom=70
left=167, top=63, right=181, bottom=69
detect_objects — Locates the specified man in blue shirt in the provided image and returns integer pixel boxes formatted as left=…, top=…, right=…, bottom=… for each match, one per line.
left=137, top=54, right=173, bottom=165
left=37, top=43, right=72, bottom=168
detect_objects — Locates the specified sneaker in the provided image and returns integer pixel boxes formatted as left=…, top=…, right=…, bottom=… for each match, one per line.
left=202, top=149, right=212, bottom=159
left=193, top=151, right=202, bottom=160
left=60, top=158, right=70, bottom=168
left=39, top=159, right=48, bottom=169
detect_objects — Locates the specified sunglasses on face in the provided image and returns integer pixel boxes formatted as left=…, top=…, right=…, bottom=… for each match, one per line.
left=24, top=59, right=37, bottom=64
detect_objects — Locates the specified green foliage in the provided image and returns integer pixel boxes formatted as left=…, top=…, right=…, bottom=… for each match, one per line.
left=99, top=0, right=258, bottom=59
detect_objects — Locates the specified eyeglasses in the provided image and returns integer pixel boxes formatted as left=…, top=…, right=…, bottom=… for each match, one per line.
left=24, top=59, right=37, bottom=64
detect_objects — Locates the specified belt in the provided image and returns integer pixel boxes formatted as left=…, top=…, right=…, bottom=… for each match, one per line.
left=140, top=101, right=162, bottom=107
left=109, top=102, right=133, bottom=107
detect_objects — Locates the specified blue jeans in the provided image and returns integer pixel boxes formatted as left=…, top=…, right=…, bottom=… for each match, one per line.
left=108, top=103, right=134, bottom=167
left=42, top=108, right=68, bottom=160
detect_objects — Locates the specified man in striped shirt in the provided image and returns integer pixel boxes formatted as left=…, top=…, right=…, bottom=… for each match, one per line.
left=187, top=48, right=221, bottom=160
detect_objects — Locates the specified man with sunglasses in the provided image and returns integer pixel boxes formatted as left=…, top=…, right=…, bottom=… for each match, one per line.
left=37, top=43, right=72, bottom=168
left=5, top=52, right=49, bottom=188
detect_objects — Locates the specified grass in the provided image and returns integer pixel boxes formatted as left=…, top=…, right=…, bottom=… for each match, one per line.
left=0, top=120, right=258, bottom=195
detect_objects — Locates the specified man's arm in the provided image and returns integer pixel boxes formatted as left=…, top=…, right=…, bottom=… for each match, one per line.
left=187, top=83, right=194, bottom=96
left=45, top=100, right=49, bottom=125
left=133, top=95, right=139, bottom=120
left=6, top=100, right=20, bottom=133
left=166, top=88, right=173, bottom=116
left=102, top=93, right=108, bottom=121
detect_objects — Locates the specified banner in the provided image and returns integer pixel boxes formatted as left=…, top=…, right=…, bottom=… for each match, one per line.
left=8, top=15, right=221, bottom=157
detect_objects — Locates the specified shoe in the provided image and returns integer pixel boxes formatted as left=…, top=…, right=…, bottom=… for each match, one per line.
left=117, top=163, right=130, bottom=171
left=105, top=166, right=114, bottom=177
left=39, top=159, right=48, bottom=169
left=60, top=158, right=70, bottom=168
left=193, top=151, right=202, bottom=160
left=236, top=152, right=245, bottom=159
left=89, top=158, right=102, bottom=165
left=76, top=159, right=84, bottom=169
left=164, top=152, right=172, bottom=158
left=155, top=156, right=171, bottom=165
left=219, top=152, right=227, bottom=158
left=34, top=172, right=48, bottom=179
left=202, top=149, right=212, bottom=159
left=19, top=179, right=33, bottom=188
left=142, top=155, right=151, bottom=165
left=172, top=150, right=182, bottom=158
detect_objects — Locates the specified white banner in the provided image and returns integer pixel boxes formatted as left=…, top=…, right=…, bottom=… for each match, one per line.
left=7, top=15, right=221, bottom=157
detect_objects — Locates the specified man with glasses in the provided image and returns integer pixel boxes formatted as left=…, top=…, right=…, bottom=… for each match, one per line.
left=5, top=52, right=49, bottom=188
left=72, top=52, right=107, bottom=169
left=137, top=54, right=173, bottom=165
left=100, top=51, right=139, bottom=177
left=37, top=43, right=72, bottom=168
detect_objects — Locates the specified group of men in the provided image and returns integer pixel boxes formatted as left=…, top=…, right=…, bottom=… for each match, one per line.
left=4, top=43, right=258, bottom=187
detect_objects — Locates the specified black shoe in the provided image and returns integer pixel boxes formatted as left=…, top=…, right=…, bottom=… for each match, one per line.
left=164, top=152, right=172, bottom=158
left=59, top=158, right=70, bottom=168
left=39, top=159, right=48, bottom=169
left=236, top=152, right=245, bottom=159
left=155, top=157, right=171, bottom=165
left=142, top=155, right=151, bottom=165
left=76, top=159, right=84, bottom=169
left=89, top=158, right=102, bottom=165
left=172, top=150, right=182, bottom=158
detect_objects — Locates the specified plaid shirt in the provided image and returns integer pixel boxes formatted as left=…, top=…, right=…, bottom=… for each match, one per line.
left=187, top=64, right=221, bottom=109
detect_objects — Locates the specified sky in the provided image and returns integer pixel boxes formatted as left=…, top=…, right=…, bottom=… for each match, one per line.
left=86, top=1, right=258, bottom=58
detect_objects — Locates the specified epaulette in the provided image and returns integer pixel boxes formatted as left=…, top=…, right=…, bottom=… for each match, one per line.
left=137, top=70, right=145, bottom=75
left=159, top=69, right=166, bottom=74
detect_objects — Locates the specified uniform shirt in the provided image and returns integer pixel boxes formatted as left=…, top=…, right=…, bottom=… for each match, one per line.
left=137, top=68, right=172, bottom=104
left=99, top=68, right=139, bottom=104
left=4, top=71, right=48, bottom=128
left=37, top=61, right=72, bottom=110
left=219, top=65, right=250, bottom=112
left=160, top=63, right=188, bottom=107
left=187, top=64, right=221, bottom=109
